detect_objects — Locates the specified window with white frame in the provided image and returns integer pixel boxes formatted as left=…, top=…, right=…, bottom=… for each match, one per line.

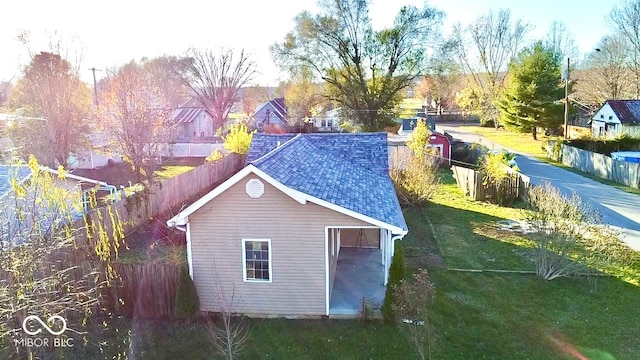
left=242, top=239, right=271, bottom=282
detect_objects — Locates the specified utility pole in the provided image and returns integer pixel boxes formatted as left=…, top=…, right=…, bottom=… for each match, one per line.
left=563, top=57, right=570, bottom=139
left=89, top=67, right=101, bottom=107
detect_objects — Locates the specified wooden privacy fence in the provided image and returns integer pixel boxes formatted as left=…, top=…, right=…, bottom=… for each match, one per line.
left=82, top=154, right=243, bottom=237
left=102, top=262, right=181, bottom=318
left=562, top=145, right=640, bottom=189
left=451, top=165, right=530, bottom=203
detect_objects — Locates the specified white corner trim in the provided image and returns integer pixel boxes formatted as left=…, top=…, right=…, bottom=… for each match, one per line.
left=324, top=227, right=330, bottom=316
left=241, top=238, right=273, bottom=283
left=186, top=222, right=194, bottom=280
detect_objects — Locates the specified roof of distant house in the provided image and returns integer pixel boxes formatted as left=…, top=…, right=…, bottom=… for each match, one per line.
left=0, top=166, right=31, bottom=197
left=171, top=107, right=213, bottom=123
left=604, top=100, right=640, bottom=125
left=254, top=98, right=287, bottom=123
left=248, top=133, right=406, bottom=232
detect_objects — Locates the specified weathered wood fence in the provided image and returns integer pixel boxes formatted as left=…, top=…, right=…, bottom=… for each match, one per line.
left=561, top=145, right=640, bottom=188
left=77, top=155, right=242, bottom=318
left=451, top=165, right=530, bottom=203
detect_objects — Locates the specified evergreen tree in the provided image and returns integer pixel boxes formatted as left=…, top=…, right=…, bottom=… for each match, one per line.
left=496, top=42, right=564, bottom=139
left=382, top=242, right=407, bottom=324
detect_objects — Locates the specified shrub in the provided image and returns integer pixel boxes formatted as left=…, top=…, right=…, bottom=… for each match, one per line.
left=206, top=149, right=224, bottom=162
left=480, top=151, right=519, bottom=206
left=174, top=265, right=199, bottom=319
left=568, top=132, right=640, bottom=156
left=407, top=119, right=430, bottom=159
left=393, top=269, right=436, bottom=360
left=222, top=123, right=256, bottom=155
left=391, top=155, right=440, bottom=207
left=525, top=182, right=621, bottom=280
left=382, top=242, right=406, bottom=324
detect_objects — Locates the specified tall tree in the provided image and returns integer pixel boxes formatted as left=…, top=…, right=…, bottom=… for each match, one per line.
left=280, top=66, right=327, bottom=125
left=415, top=47, right=462, bottom=113
left=609, top=0, right=640, bottom=97
left=8, top=52, right=92, bottom=167
left=271, top=0, right=443, bottom=131
left=544, top=20, right=580, bottom=66
left=182, top=48, right=257, bottom=132
left=575, top=35, right=633, bottom=104
left=142, top=55, right=191, bottom=108
left=496, top=42, right=564, bottom=139
left=451, top=9, right=530, bottom=127
left=99, top=61, right=175, bottom=183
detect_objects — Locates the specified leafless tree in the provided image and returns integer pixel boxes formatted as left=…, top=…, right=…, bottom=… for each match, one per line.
left=99, top=61, right=175, bottom=184
left=8, top=52, right=92, bottom=167
left=142, top=56, right=191, bottom=108
left=575, top=35, right=634, bottom=104
left=205, top=274, right=250, bottom=360
left=544, top=20, right=580, bottom=66
left=183, top=48, right=257, bottom=132
left=392, top=269, right=436, bottom=360
left=609, top=0, right=640, bottom=97
left=451, top=9, right=529, bottom=126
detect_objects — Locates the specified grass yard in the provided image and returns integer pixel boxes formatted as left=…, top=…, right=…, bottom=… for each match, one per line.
left=72, top=158, right=202, bottom=187
left=461, top=125, right=555, bottom=158
left=58, top=171, right=640, bottom=359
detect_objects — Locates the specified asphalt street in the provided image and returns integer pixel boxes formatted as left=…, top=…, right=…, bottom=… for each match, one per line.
left=438, top=125, right=640, bottom=250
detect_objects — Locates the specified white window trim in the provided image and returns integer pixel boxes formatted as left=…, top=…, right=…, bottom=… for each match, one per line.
left=242, top=238, right=272, bottom=283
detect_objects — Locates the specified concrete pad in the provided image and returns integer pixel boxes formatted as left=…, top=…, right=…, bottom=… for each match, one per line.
left=330, top=247, right=385, bottom=316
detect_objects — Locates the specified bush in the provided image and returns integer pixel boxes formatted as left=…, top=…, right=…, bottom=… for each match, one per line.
left=174, top=265, right=199, bottom=319
left=480, top=151, right=519, bottom=206
left=382, top=242, right=406, bottom=324
left=525, top=182, right=620, bottom=280
left=407, top=119, right=430, bottom=158
left=568, top=132, right=640, bottom=156
left=393, top=269, right=436, bottom=360
left=391, top=155, right=440, bottom=207
left=222, top=123, right=256, bottom=155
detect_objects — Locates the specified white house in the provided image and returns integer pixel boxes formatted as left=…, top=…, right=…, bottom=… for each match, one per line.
left=591, top=100, right=640, bottom=137
left=310, top=108, right=341, bottom=132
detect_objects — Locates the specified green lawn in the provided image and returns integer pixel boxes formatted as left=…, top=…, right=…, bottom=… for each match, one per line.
left=461, top=125, right=555, bottom=157
left=56, top=172, right=640, bottom=359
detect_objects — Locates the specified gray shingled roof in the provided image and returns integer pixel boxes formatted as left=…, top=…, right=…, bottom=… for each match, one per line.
left=0, top=166, right=31, bottom=197
left=248, top=133, right=407, bottom=232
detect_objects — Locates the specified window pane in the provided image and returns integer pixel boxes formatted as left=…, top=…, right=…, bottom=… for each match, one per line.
left=244, top=241, right=270, bottom=281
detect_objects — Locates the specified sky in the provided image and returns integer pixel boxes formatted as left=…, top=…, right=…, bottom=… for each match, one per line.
left=0, top=0, right=618, bottom=86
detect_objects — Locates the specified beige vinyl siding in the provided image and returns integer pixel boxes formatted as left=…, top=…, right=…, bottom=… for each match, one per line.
left=340, top=228, right=380, bottom=248
left=189, top=175, right=372, bottom=316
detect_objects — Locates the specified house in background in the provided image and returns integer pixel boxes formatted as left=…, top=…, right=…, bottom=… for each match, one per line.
left=253, top=98, right=288, bottom=132
left=310, top=108, right=341, bottom=132
left=591, top=100, right=640, bottom=137
left=397, top=114, right=436, bottom=137
left=171, top=105, right=216, bottom=142
left=167, top=132, right=407, bottom=317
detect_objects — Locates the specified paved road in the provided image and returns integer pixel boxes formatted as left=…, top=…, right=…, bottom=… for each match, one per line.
left=438, top=125, right=640, bottom=250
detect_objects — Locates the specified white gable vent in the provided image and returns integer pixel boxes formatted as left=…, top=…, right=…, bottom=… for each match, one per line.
left=245, top=179, right=264, bottom=198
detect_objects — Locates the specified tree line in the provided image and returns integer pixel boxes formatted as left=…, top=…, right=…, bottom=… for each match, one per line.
left=4, top=0, right=640, bottom=171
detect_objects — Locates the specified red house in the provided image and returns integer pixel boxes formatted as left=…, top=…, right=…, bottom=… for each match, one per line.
left=427, top=132, right=452, bottom=166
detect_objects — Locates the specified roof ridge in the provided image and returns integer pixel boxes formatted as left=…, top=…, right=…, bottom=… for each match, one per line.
left=251, top=134, right=302, bottom=165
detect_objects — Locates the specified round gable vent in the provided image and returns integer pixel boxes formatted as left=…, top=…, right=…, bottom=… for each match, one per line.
left=245, top=179, right=264, bottom=198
